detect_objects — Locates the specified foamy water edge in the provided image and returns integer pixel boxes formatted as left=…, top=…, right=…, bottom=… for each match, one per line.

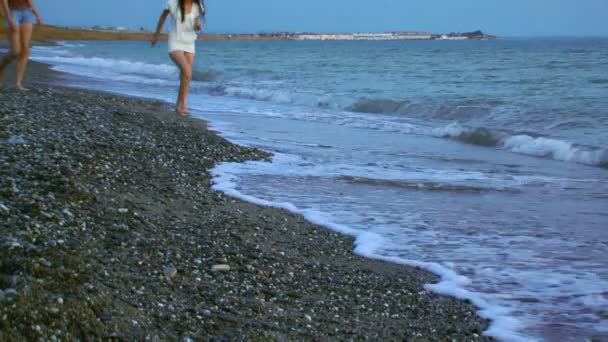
left=210, top=159, right=532, bottom=342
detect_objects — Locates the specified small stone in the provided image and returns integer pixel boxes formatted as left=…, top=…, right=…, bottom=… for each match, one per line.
left=99, top=311, right=112, bottom=322
left=57, top=297, right=64, bottom=305
left=211, top=264, right=231, bottom=273
left=7, top=135, right=27, bottom=145
left=305, top=314, right=312, bottom=322
left=118, top=208, right=129, bottom=214
left=4, top=288, right=17, bottom=297
left=0, top=203, right=9, bottom=214
left=163, top=267, right=178, bottom=279
left=61, top=209, right=74, bottom=218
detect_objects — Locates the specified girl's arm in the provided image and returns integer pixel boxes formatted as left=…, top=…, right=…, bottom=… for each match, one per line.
left=27, top=0, right=42, bottom=24
left=1, top=0, right=17, bottom=31
left=151, top=10, right=170, bottom=47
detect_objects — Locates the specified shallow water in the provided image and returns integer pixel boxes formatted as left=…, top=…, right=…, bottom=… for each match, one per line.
left=29, top=38, right=608, bottom=341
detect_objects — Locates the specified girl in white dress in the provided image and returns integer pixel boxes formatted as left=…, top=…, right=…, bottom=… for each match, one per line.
left=152, top=0, right=205, bottom=116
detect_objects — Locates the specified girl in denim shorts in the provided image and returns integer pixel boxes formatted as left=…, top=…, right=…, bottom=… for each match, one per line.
left=1, top=0, right=42, bottom=91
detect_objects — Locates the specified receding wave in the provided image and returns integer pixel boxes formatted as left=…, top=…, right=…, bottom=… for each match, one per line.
left=435, top=123, right=608, bottom=168
left=339, top=176, right=512, bottom=193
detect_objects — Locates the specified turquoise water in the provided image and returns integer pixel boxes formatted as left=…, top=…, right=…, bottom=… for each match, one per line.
left=30, top=38, right=608, bottom=341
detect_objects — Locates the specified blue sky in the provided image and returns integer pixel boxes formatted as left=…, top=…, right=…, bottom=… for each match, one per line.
left=36, top=0, right=608, bottom=36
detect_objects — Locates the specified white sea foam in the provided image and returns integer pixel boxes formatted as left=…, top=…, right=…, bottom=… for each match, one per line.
left=210, top=161, right=530, bottom=342
left=433, top=122, right=468, bottom=138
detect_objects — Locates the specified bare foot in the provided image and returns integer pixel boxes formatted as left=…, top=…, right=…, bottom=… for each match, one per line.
left=16, top=85, right=30, bottom=92
left=176, top=106, right=190, bottom=117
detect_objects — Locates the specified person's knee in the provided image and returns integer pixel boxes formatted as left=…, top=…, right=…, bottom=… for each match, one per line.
left=182, top=69, right=192, bottom=81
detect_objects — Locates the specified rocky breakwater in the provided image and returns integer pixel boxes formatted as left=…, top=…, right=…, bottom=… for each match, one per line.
left=0, top=85, right=492, bottom=340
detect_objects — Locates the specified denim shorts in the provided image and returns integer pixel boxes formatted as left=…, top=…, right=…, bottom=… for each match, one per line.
left=4, top=8, right=36, bottom=28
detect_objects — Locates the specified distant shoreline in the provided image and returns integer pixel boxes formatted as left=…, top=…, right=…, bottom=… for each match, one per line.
left=0, top=24, right=496, bottom=42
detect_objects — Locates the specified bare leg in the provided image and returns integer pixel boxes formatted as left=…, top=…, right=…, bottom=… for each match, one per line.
left=0, top=28, right=21, bottom=88
left=16, top=23, right=33, bottom=91
left=182, top=52, right=195, bottom=112
left=169, top=50, right=193, bottom=115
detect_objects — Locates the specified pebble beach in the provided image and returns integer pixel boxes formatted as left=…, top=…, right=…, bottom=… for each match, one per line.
left=0, top=61, right=492, bottom=339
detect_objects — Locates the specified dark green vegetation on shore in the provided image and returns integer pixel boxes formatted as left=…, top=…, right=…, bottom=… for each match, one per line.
left=0, top=64, right=492, bottom=339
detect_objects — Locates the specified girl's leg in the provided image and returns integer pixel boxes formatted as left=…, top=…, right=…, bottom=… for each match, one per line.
left=0, top=25, right=22, bottom=87
left=169, top=51, right=193, bottom=115
left=182, top=51, right=195, bottom=110
left=16, top=22, right=33, bottom=91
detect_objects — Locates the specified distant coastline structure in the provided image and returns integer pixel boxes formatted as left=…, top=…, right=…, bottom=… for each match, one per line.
left=245, top=30, right=495, bottom=41
left=296, top=32, right=434, bottom=41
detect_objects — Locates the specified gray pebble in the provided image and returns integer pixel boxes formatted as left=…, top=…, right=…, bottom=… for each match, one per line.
left=163, top=266, right=178, bottom=279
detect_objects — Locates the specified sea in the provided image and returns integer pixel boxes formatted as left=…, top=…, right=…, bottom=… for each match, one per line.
left=24, top=38, right=608, bottom=341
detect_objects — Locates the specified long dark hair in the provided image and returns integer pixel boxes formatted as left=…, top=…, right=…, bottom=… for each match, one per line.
left=179, top=0, right=206, bottom=22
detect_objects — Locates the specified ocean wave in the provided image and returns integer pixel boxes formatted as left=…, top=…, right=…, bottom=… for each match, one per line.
left=433, top=123, right=504, bottom=146
left=339, top=175, right=514, bottom=193
left=435, top=123, right=608, bottom=168
left=222, top=86, right=293, bottom=103
left=347, top=97, right=498, bottom=120
left=503, top=135, right=608, bottom=167
left=32, top=56, right=177, bottom=78
left=49, top=65, right=176, bottom=86
left=348, top=98, right=410, bottom=114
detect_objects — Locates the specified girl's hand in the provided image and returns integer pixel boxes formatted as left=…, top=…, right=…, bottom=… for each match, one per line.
left=151, top=35, right=159, bottom=47
left=195, top=20, right=202, bottom=31
left=35, top=16, right=42, bottom=25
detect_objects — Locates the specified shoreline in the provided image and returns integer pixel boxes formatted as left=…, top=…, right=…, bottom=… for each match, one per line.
left=0, top=60, right=493, bottom=339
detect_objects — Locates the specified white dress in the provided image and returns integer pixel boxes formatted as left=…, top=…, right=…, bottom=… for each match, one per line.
left=166, top=0, right=202, bottom=53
